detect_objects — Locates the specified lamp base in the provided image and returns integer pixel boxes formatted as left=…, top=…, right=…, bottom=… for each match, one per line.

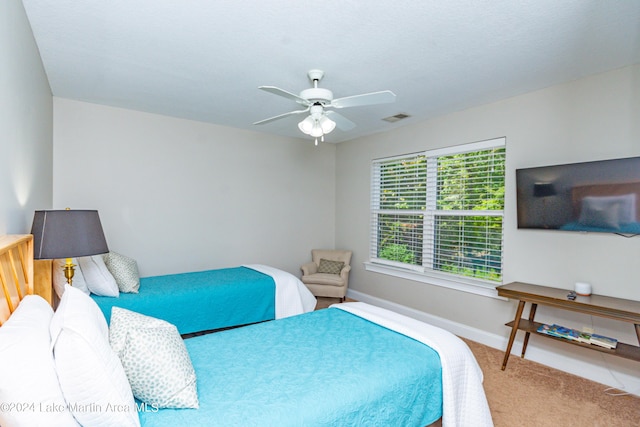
left=62, top=258, right=75, bottom=285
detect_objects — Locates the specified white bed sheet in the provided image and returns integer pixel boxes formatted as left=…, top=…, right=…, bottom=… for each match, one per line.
left=334, top=302, right=493, bottom=427
left=244, top=264, right=317, bottom=319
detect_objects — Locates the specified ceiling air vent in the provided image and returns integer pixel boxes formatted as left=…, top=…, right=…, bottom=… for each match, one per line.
left=382, top=113, right=410, bottom=123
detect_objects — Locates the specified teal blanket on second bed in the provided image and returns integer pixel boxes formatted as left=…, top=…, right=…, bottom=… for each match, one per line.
left=138, top=308, right=443, bottom=427
left=91, top=267, right=275, bottom=334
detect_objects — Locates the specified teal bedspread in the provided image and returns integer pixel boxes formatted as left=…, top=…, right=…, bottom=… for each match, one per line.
left=138, top=308, right=442, bottom=427
left=91, top=267, right=275, bottom=334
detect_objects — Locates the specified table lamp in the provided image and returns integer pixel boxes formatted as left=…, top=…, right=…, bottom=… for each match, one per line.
left=31, top=209, right=109, bottom=285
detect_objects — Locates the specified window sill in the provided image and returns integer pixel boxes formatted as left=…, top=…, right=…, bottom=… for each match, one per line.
left=363, top=261, right=506, bottom=300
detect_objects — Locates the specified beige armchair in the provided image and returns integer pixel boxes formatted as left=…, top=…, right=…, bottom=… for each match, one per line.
left=300, top=249, right=352, bottom=301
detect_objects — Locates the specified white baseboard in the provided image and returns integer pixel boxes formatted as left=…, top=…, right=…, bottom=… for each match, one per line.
left=347, top=289, right=640, bottom=395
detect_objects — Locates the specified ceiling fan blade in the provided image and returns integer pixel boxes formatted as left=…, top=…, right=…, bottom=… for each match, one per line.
left=330, top=90, right=396, bottom=109
left=253, top=108, right=309, bottom=125
left=325, top=111, right=356, bottom=131
left=258, top=86, right=310, bottom=106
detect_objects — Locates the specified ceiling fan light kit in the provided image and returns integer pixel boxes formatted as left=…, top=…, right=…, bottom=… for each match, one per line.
left=319, top=115, right=336, bottom=133
left=297, top=104, right=337, bottom=143
left=254, top=69, right=396, bottom=144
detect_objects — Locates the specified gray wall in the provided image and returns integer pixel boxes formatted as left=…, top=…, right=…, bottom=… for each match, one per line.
left=0, top=0, right=53, bottom=233
left=52, top=99, right=336, bottom=277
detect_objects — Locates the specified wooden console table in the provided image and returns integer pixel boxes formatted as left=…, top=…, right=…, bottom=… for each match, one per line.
left=497, top=282, right=640, bottom=370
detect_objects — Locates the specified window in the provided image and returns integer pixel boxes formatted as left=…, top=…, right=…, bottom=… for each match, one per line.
left=369, top=138, right=506, bottom=292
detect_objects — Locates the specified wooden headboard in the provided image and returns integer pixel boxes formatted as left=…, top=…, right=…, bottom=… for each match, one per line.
left=0, top=235, right=34, bottom=324
left=0, top=234, right=53, bottom=325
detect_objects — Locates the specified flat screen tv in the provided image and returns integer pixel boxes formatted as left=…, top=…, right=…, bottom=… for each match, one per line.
left=516, top=156, right=640, bottom=234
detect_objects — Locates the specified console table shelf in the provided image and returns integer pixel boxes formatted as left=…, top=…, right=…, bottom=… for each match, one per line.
left=505, top=319, right=640, bottom=363
left=497, top=282, right=640, bottom=370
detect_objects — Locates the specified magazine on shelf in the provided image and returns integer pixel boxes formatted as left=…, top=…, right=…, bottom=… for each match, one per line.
left=536, top=324, right=617, bottom=348
left=589, top=333, right=618, bottom=349
left=537, top=324, right=579, bottom=340
left=577, top=331, right=592, bottom=344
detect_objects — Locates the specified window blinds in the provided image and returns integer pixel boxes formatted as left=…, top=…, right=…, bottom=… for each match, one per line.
left=371, top=138, right=506, bottom=282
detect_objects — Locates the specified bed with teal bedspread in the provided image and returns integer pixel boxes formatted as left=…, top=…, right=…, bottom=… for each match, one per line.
left=91, top=267, right=275, bottom=335
left=139, top=307, right=444, bottom=427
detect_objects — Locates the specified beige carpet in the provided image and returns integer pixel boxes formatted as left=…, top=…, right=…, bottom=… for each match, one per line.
left=316, top=297, right=640, bottom=426
left=463, top=338, right=639, bottom=427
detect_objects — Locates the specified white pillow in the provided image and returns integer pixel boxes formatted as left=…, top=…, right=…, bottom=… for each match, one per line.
left=52, top=258, right=90, bottom=299
left=104, top=252, right=140, bottom=293
left=110, top=307, right=199, bottom=409
left=50, top=285, right=139, bottom=427
left=0, top=295, right=79, bottom=427
left=78, top=254, right=119, bottom=297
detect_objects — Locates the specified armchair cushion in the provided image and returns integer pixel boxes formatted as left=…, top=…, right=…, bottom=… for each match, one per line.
left=317, top=259, right=344, bottom=275
left=302, top=273, right=345, bottom=287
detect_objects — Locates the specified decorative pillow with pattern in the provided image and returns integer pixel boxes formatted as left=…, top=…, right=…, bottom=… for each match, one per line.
left=317, top=258, right=345, bottom=275
left=104, top=252, right=140, bottom=293
left=109, top=307, right=199, bottom=409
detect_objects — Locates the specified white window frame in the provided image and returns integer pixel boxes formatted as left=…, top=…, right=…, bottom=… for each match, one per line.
left=366, top=137, right=506, bottom=298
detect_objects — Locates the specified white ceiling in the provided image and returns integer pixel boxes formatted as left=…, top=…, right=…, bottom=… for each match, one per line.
left=21, top=0, right=640, bottom=143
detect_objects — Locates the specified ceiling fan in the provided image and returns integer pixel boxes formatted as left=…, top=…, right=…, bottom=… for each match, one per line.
left=253, top=69, right=396, bottom=144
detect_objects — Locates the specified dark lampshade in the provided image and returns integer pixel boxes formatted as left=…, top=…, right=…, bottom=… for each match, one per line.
left=31, top=210, right=109, bottom=260
left=533, top=182, right=556, bottom=198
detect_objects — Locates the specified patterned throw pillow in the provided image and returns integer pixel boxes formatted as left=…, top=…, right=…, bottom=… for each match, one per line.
left=104, top=252, right=140, bottom=293
left=109, top=307, right=199, bottom=409
left=317, top=258, right=345, bottom=275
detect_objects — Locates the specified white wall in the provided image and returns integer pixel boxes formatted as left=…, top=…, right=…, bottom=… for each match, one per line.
left=336, top=64, right=640, bottom=388
left=0, top=0, right=53, bottom=233
left=53, top=99, right=336, bottom=277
